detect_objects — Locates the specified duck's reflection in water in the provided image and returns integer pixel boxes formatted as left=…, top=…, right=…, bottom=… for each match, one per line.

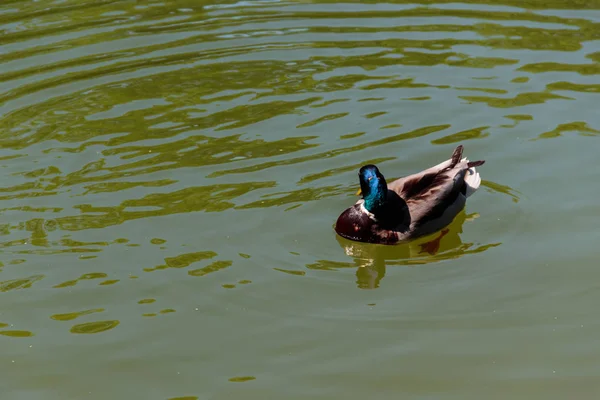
left=333, top=211, right=500, bottom=289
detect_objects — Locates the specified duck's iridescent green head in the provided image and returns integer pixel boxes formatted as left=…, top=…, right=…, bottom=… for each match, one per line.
left=359, top=165, right=388, bottom=213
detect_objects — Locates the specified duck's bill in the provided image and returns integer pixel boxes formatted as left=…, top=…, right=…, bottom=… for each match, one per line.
left=356, top=188, right=362, bottom=195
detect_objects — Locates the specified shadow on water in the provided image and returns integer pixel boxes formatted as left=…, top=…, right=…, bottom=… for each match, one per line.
left=309, top=211, right=501, bottom=289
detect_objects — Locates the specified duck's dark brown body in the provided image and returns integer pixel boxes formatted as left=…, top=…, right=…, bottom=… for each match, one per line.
left=335, top=145, right=485, bottom=245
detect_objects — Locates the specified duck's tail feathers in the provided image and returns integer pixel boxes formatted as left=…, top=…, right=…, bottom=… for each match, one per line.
left=467, top=160, right=485, bottom=168
left=461, top=158, right=484, bottom=197
left=449, top=145, right=464, bottom=168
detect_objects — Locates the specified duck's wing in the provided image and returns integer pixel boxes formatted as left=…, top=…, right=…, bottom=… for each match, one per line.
left=387, top=145, right=461, bottom=193
left=387, top=145, right=484, bottom=235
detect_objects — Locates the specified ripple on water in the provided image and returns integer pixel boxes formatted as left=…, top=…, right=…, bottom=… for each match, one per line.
left=70, top=320, right=120, bottom=334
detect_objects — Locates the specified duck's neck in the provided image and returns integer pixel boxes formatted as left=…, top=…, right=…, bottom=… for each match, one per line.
left=366, top=190, right=410, bottom=230
left=358, top=165, right=393, bottom=217
left=363, top=187, right=387, bottom=214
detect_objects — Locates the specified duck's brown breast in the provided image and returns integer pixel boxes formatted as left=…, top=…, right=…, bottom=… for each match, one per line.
left=335, top=206, right=371, bottom=242
left=334, top=205, right=399, bottom=245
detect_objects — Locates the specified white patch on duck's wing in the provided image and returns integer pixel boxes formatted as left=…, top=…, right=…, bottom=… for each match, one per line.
left=459, top=157, right=482, bottom=197
left=464, top=166, right=481, bottom=197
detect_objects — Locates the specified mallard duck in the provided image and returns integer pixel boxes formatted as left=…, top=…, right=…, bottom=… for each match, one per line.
left=335, top=145, right=485, bottom=245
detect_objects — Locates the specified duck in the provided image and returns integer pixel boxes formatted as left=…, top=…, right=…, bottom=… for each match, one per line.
left=334, top=145, right=485, bottom=245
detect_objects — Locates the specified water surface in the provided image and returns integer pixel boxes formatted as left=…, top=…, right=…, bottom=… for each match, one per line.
left=1, top=0, right=600, bottom=398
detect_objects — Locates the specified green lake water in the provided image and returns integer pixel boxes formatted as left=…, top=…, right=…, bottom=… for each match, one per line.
left=1, top=0, right=600, bottom=398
